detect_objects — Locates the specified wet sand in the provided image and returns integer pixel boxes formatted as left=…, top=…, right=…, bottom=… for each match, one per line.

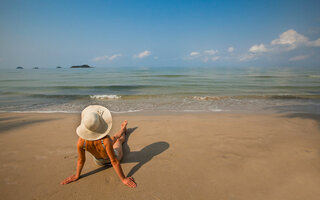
left=0, top=112, right=320, bottom=200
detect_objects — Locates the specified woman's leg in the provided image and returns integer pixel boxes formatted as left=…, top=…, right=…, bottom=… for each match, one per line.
left=112, top=120, right=127, bottom=161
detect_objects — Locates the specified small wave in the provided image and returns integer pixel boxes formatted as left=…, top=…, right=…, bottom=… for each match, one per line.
left=307, top=75, right=320, bottom=78
left=3, top=93, right=172, bottom=100
left=0, top=79, right=38, bottom=82
left=49, top=85, right=165, bottom=90
left=0, top=91, right=23, bottom=95
left=248, top=75, right=278, bottom=78
left=136, top=75, right=191, bottom=78
left=247, top=75, right=306, bottom=78
left=111, top=109, right=143, bottom=113
left=26, top=94, right=121, bottom=100
left=90, top=95, right=121, bottom=100
left=0, top=109, right=143, bottom=114
left=210, top=109, right=224, bottom=112
left=193, top=94, right=320, bottom=101
left=182, top=109, right=207, bottom=112
left=193, top=96, right=229, bottom=101
left=30, top=94, right=89, bottom=100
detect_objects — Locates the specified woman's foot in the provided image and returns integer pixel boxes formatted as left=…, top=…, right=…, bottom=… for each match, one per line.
left=114, top=120, right=127, bottom=143
left=119, top=120, right=127, bottom=143
left=121, top=120, right=128, bottom=131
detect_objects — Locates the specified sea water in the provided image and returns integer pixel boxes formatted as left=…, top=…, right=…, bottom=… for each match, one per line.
left=0, top=66, right=319, bottom=114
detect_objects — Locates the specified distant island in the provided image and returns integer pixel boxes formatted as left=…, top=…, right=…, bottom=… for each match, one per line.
left=70, top=64, right=93, bottom=68
left=56, top=66, right=62, bottom=69
left=16, top=66, right=24, bottom=69
left=33, top=67, right=39, bottom=69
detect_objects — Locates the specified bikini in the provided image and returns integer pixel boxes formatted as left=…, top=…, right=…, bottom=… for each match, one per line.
left=83, top=139, right=119, bottom=166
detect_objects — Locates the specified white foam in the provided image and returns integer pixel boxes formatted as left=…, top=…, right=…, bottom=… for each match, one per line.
left=210, top=109, right=224, bottom=112
left=90, top=94, right=121, bottom=100
left=111, top=109, right=143, bottom=114
left=193, top=96, right=207, bottom=100
left=193, top=96, right=225, bottom=101
left=182, top=109, right=207, bottom=112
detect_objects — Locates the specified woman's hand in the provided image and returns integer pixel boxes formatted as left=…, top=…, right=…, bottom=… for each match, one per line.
left=60, top=175, right=79, bottom=185
left=122, top=177, right=137, bottom=188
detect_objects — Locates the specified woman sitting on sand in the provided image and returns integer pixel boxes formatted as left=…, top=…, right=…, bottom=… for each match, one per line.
left=61, top=105, right=137, bottom=188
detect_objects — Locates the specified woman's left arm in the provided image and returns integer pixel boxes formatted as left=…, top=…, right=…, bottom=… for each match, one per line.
left=105, top=137, right=136, bottom=188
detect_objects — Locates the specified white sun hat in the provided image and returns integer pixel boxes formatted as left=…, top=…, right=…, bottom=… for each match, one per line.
left=76, top=105, right=112, bottom=141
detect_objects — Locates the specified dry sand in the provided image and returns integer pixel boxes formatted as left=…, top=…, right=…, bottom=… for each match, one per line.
left=0, top=112, right=320, bottom=200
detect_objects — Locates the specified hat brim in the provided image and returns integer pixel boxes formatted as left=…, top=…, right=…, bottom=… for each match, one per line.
left=76, top=105, right=112, bottom=141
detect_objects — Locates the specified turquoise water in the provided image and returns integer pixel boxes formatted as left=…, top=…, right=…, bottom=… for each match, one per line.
left=0, top=66, right=319, bottom=113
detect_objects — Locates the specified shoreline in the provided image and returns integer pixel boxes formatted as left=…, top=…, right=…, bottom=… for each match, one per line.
left=1, top=95, right=319, bottom=115
left=1, top=106, right=319, bottom=115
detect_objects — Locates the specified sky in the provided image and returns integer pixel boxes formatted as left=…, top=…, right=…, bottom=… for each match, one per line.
left=0, top=0, right=320, bottom=68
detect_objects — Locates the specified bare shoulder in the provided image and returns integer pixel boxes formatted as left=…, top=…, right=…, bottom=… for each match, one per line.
left=76, top=137, right=85, bottom=149
left=102, top=136, right=112, bottom=146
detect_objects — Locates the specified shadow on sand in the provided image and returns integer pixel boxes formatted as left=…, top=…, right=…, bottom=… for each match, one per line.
left=265, top=104, right=320, bottom=128
left=123, top=141, right=170, bottom=177
left=81, top=127, right=170, bottom=178
left=0, top=116, right=57, bottom=133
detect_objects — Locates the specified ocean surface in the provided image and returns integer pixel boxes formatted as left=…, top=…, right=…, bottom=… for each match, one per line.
left=0, top=66, right=319, bottom=114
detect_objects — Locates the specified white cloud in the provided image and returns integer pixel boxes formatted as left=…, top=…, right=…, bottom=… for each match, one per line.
left=190, top=51, right=200, bottom=56
left=288, top=55, right=310, bottom=61
left=271, top=29, right=308, bottom=46
left=249, top=44, right=269, bottom=53
left=202, top=56, right=219, bottom=62
left=271, top=29, right=308, bottom=50
left=238, top=29, right=320, bottom=61
left=242, top=29, right=320, bottom=62
left=247, top=29, right=320, bottom=56
left=228, top=47, right=234, bottom=53
left=92, top=54, right=121, bottom=62
left=108, top=54, right=122, bottom=61
left=153, top=56, right=159, bottom=60
left=307, top=38, right=320, bottom=47
left=187, top=49, right=219, bottom=62
left=134, top=50, right=151, bottom=58
left=239, top=54, right=255, bottom=61
left=204, top=49, right=218, bottom=55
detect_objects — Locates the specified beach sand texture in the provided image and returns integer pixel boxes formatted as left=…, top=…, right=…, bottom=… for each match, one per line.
left=0, top=112, right=320, bottom=200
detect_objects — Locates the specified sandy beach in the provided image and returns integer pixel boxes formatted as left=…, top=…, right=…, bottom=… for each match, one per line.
left=0, top=112, right=319, bottom=199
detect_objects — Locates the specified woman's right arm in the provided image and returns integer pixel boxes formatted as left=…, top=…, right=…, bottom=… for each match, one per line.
left=61, top=138, right=86, bottom=185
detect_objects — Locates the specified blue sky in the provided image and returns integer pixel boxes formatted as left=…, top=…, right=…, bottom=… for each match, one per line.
left=0, top=0, right=320, bottom=68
